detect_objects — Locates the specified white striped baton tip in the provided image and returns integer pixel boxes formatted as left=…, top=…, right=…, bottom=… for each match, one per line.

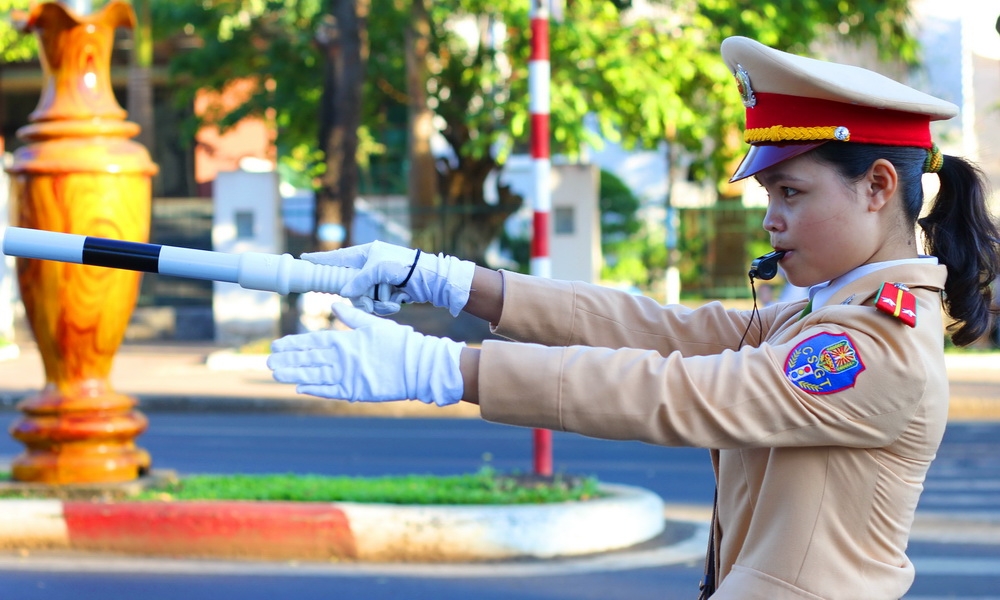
left=1, top=226, right=392, bottom=299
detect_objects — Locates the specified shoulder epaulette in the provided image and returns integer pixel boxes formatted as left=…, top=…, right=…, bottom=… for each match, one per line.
left=875, top=282, right=917, bottom=328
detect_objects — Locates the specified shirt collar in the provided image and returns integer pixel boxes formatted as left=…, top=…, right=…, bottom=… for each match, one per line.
left=807, top=256, right=939, bottom=311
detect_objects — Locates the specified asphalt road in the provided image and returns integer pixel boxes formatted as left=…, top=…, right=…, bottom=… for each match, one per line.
left=0, top=414, right=997, bottom=599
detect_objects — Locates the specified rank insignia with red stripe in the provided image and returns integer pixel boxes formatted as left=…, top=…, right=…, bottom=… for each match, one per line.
left=875, top=282, right=917, bottom=327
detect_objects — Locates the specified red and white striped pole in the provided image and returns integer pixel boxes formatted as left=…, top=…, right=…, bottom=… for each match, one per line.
left=529, top=0, right=553, bottom=477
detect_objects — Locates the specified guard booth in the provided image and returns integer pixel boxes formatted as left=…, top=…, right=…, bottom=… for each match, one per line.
left=0, top=148, right=19, bottom=353
left=547, top=163, right=601, bottom=284
left=501, top=161, right=602, bottom=284
left=212, top=169, right=284, bottom=346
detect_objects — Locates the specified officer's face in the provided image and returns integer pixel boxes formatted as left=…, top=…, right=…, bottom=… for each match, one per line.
left=756, top=152, right=885, bottom=288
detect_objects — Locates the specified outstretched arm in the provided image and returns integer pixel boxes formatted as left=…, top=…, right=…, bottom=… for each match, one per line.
left=457, top=266, right=503, bottom=405
left=462, top=266, right=505, bottom=327
left=459, top=347, right=482, bottom=405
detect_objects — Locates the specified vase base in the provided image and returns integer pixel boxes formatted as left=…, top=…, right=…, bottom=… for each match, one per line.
left=10, top=445, right=152, bottom=485
left=10, top=387, right=152, bottom=485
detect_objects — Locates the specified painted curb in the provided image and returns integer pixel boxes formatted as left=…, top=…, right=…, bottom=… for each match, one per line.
left=63, top=501, right=356, bottom=560
left=0, top=483, right=665, bottom=562
left=204, top=350, right=269, bottom=372
left=943, top=353, right=1000, bottom=372
left=0, top=344, right=19, bottom=363
left=342, top=483, right=665, bottom=561
left=0, top=500, right=68, bottom=548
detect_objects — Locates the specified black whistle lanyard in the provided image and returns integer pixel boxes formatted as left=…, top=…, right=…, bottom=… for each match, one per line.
left=739, top=251, right=786, bottom=349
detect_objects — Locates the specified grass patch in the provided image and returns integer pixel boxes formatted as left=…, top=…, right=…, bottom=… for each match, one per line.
left=1, top=469, right=604, bottom=505
left=236, top=337, right=273, bottom=354
left=943, top=345, right=999, bottom=354
left=942, top=334, right=999, bottom=353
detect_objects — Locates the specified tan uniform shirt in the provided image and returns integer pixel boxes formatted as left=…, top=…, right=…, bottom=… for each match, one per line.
left=478, top=263, right=948, bottom=600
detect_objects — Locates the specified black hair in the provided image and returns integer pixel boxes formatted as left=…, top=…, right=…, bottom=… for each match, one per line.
left=811, top=142, right=1000, bottom=346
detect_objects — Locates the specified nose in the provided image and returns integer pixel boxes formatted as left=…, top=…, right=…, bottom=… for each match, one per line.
left=762, top=204, right=783, bottom=233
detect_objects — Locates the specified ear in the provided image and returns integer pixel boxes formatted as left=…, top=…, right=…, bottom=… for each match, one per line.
left=865, top=159, right=898, bottom=213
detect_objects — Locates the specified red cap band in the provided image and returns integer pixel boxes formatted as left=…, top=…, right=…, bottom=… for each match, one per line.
left=746, top=93, right=933, bottom=148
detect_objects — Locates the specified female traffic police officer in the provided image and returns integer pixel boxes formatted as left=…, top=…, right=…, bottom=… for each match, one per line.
left=268, top=37, right=1000, bottom=599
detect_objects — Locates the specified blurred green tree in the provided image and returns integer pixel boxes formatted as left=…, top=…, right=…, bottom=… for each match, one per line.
left=599, top=169, right=642, bottom=283
left=0, top=0, right=35, bottom=64
left=142, top=0, right=917, bottom=263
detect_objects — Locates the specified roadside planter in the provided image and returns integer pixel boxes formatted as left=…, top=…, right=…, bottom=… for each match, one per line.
left=0, top=483, right=663, bottom=562
left=339, top=483, right=665, bottom=561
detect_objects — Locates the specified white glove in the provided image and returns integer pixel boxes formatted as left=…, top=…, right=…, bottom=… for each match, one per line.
left=267, top=303, right=465, bottom=406
left=301, top=241, right=476, bottom=317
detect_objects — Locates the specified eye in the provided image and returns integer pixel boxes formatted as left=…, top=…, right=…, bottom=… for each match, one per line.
left=781, top=186, right=799, bottom=199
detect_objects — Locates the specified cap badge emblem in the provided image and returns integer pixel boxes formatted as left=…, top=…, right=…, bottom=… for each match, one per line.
left=734, top=64, right=756, bottom=108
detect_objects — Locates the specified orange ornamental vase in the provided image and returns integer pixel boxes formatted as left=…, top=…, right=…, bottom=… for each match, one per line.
left=6, top=1, right=158, bottom=484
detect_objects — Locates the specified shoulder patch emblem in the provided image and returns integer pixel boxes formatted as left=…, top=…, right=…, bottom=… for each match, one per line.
left=875, top=282, right=917, bottom=327
left=785, top=332, right=866, bottom=394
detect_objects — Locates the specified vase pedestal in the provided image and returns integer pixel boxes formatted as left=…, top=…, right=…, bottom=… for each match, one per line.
left=5, top=1, right=157, bottom=484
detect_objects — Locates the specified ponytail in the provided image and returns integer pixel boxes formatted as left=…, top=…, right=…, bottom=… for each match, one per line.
left=813, top=143, right=1000, bottom=346
left=918, top=155, right=1000, bottom=346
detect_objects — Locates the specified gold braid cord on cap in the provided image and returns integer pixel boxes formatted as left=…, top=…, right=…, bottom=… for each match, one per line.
left=924, top=144, right=943, bottom=173
left=744, top=125, right=851, bottom=144
left=747, top=125, right=944, bottom=174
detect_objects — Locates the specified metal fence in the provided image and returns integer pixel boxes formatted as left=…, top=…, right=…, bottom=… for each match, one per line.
left=678, top=203, right=769, bottom=299
left=138, top=196, right=770, bottom=307
left=137, top=197, right=213, bottom=307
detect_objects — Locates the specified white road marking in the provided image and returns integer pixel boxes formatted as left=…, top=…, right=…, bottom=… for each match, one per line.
left=912, top=556, right=1000, bottom=576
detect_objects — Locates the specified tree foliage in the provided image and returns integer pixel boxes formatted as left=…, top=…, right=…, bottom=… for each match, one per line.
left=150, top=0, right=326, bottom=161
left=1, top=0, right=39, bottom=63
left=599, top=169, right=646, bottom=283
left=146, top=0, right=917, bottom=261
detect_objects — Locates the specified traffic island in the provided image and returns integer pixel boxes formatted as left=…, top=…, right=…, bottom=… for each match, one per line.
left=0, top=483, right=666, bottom=562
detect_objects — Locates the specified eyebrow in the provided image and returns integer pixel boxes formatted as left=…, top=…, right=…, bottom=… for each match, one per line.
left=755, top=171, right=806, bottom=187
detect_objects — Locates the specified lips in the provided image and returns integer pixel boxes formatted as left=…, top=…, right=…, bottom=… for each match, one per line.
left=772, top=248, right=791, bottom=268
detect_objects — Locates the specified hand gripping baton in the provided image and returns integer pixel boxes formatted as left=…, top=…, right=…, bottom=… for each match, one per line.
left=1, top=226, right=396, bottom=300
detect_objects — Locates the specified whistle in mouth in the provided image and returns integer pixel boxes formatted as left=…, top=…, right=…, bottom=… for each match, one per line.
left=748, top=250, right=787, bottom=281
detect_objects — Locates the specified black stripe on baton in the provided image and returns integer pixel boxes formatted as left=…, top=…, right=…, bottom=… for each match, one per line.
left=82, top=237, right=163, bottom=273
